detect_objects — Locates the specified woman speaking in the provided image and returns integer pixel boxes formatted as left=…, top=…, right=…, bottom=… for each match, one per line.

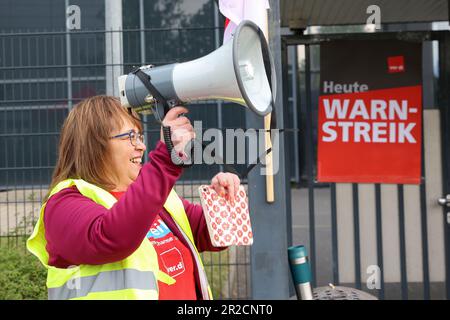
left=27, top=95, right=240, bottom=300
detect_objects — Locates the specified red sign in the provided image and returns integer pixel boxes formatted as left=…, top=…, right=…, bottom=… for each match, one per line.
left=318, top=40, right=422, bottom=184
left=317, top=86, right=422, bottom=184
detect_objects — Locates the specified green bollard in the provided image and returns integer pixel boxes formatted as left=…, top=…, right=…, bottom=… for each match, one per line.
left=288, top=245, right=314, bottom=300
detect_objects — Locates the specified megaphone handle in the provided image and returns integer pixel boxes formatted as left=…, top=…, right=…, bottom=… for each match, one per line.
left=162, top=125, right=194, bottom=168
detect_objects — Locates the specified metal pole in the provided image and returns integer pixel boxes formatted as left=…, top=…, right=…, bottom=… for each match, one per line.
left=138, top=0, right=150, bottom=160
left=139, top=0, right=145, bottom=65
left=214, top=1, right=224, bottom=173
left=281, top=35, right=294, bottom=287
left=249, top=0, right=290, bottom=299
left=291, top=46, right=300, bottom=184
left=374, top=184, right=385, bottom=299
left=105, top=0, right=123, bottom=97
left=352, top=183, right=361, bottom=290
left=303, top=44, right=316, bottom=287
left=397, top=184, right=409, bottom=300
left=438, top=30, right=450, bottom=301
left=65, top=0, right=73, bottom=110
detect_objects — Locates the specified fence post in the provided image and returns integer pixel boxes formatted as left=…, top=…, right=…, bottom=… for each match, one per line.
left=65, top=0, right=73, bottom=110
left=105, top=0, right=123, bottom=97
left=248, top=0, right=291, bottom=299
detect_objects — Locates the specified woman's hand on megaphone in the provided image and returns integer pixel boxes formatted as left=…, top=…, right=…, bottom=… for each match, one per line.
left=160, top=106, right=195, bottom=158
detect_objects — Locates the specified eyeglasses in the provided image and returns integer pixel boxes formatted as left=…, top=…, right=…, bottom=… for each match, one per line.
left=110, top=130, right=145, bottom=147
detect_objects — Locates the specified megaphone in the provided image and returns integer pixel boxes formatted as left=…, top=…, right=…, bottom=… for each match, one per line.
left=117, top=20, right=276, bottom=117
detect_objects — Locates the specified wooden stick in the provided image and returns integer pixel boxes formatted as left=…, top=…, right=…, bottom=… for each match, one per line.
left=264, top=113, right=275, bottom=202
left=262, top=8, right=274, bottom=203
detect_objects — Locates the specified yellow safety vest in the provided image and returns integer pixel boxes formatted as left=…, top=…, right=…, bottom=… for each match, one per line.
left=27, top=179, right=213, bottom=300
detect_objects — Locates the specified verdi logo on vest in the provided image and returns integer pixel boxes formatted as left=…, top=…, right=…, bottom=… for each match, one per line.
left=160, top=248, right=186, bottom=277
left=318, top=40, right=422, bottom=184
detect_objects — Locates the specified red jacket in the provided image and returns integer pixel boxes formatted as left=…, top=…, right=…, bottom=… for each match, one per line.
left=44, top=141, right=223, bottom=299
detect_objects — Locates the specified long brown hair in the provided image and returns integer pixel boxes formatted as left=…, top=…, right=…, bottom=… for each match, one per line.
left=45, top=95, right=142, bottom=201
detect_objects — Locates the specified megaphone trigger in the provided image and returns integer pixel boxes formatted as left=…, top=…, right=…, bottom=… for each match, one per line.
left=144, top=95, right=156, bottom=105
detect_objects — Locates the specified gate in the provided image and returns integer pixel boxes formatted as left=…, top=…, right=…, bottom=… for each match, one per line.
left=283, top=30, right=450, bottom=300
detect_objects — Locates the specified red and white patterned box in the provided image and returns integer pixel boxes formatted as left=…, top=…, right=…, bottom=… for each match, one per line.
left=198, top=185, right=253, bottom=247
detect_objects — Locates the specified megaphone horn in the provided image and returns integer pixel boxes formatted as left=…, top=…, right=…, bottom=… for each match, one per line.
left=118, top=20, right=276, bottom=117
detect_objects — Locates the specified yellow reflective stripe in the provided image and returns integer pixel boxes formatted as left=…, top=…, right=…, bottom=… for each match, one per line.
left=163, top=189, right=213, bottom=299
left=26, top=203, right=50, bottom=267
left=71, top=179, right=117, bottom=208
left=48, top=180, right=75, bottom=198
left=156, top=270, right=176, bottom=285
left=49, top=179, right=117, bottom=208
left=27, top=180, right=77, bottom=268
left=164, top=190, right=212, bottom=298
left=71, top=288, right=158, bottom=300
left=28, top=179, right=119, bottom=270
left=164, top=189, right=195, bottom=243
left=48, top=269, right=157, bottom=300
left=170, top=218, right=212, bottom=299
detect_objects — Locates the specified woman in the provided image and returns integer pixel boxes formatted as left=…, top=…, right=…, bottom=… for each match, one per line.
left=27, top=95, right=240, bottom=300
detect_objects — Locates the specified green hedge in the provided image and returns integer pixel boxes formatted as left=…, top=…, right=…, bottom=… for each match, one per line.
left=0, top=245, right=47, bottom=300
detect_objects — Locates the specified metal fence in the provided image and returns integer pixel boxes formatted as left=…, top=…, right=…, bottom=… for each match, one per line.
left=0, top=26, right=256, bottom=299
left=284, top=31, right=449, bottom=300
